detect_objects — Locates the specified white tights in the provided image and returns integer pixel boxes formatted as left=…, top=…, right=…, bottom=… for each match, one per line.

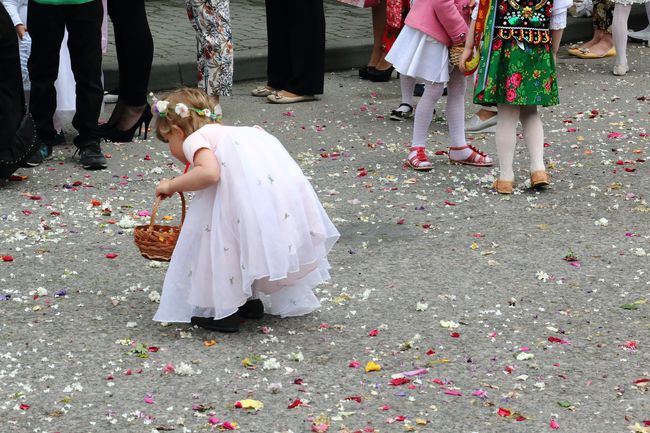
left=613, top=3, right=632, bottom=67
left=411, top=68, right=468, bottom=154
left=495, top=104, right=545, bottom=181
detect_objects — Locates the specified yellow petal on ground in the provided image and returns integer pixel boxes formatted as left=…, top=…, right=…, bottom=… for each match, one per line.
left=237, top=399, right=264, bottom=410
left=415, top=418, right=428, bottom=425
left=241, top=357, right=256, bottom=369
left=162, top=215, right=174, bottom=221
left=365, top=361, right=382, bottom=373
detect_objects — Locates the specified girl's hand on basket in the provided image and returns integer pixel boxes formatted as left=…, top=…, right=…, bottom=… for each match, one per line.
left=459, top=47, right=473, bottom=74
left=156, top=179, right=174, bottom=199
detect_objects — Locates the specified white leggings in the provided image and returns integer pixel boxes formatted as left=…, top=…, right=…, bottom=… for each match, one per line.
left=411, top=68, right=467, bottom=147
left=495, top=104, right=545, bottom=181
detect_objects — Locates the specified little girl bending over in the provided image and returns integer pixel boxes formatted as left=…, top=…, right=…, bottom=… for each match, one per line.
left=385, top=0, right=493, bottom=171
left=152, top=88, right=339, bottom=332
left=460, top=0, right=569, bottom=193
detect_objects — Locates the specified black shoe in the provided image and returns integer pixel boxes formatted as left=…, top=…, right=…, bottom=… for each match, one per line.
left=23, top=147, right=43, bottom=167
left=367, top=66, right=394, bottom=82
left=101, top=104, right=152, bottom=143
left=413, top=83, right=424, bottom=97
left=22, top=135, right=52, bottom=167
left=390, top=103, right=414, bottom=121
left=52, top=131, right=66, bottom=146
left=237, top=299, right=264, bottom=319
left=358, top=65, right=376, bottom=80
left=76, top=140, right=107, bottom=170
left=191, top=314, right=240, bottom=332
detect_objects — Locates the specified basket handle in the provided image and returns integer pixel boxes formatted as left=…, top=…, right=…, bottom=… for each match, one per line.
left=147, top=191, right=186, bottom=233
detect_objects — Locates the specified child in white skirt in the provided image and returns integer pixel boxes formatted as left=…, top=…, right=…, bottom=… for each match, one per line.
left=151, top=88, right=339, bottom=332
left=385, top=0, right=492, bottom=171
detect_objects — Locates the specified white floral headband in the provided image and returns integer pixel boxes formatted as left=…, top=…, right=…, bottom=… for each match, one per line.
left=150, top=92, right=221, bottom=122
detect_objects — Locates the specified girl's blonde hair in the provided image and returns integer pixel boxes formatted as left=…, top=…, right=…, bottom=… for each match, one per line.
left=154, top=87, right=217, bottom=142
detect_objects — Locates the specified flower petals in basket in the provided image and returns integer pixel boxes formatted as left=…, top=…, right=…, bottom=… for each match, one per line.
left=134, top=192, right=186, bottom=261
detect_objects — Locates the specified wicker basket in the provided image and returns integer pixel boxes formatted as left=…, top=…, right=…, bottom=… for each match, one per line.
left=134, top=192, right=186, bottom=261
left=449, top=45, right=465, bottom=67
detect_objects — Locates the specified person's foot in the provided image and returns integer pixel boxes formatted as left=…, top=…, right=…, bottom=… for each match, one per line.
left=375, top=59, right=392, bottom=70
left=267, top=90, right=316, bottom=104
left=191, top=314, right=240, bottom=332
left=251, top=85, right=276, bottom=97
left=584, top=38, right=614, bottom=57
left=22, top=136, right=54, bottom=167
left=613, top=64, right=629, bottom=76
left=237, top=299, right=264, bottom=319
left=465, top=112, right=498, bottom=133
left=390, top=103, right=414, bottom=121
left=407, top=146, right=434, bottom=171
left=628, top=27, right=650, bottom=41
left=76, top=140, right=107, bottom=170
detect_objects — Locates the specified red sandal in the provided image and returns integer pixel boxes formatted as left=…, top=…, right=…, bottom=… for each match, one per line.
left=448, top=144, right=493, bottom=167
left=407, top=146, right=433, bottom=171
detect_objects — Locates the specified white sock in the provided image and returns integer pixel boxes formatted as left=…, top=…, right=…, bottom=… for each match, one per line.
left=445, top=68, right=471, bottom=159
left=613, top=4, right=632, bottom=66
left=495, top=104, right=519, bottom=181
left=399, top=74, right=416, bottom=109
left=520, top=106, right=545, bottom=172
left=411, top=82, right=444, bottom=147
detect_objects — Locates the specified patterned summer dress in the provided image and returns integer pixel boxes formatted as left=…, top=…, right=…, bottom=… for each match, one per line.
left=473, top=0, right=559, bottom=106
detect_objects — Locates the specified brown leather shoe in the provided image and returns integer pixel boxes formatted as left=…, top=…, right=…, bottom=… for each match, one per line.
left=493, top=179, right=514, bottom=194
left=530, top=170, right=550, bottom=189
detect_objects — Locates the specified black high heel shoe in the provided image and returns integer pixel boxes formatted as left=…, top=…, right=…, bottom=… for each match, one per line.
left=367, top=66, right=394, bottom=82
left=102, top=104, right=153, bottom=143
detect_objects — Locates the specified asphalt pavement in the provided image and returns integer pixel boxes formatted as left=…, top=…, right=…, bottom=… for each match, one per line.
left=1, top=34, right=650, bottom=433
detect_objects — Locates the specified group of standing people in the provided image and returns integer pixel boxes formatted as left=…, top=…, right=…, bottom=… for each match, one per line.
left=0, top=0, right=155, bottom=172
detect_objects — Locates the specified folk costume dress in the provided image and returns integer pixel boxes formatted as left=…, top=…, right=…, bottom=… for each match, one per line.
left=154, top=124, right=340, bottom=323
left=472, top=0, right=561, bottom=106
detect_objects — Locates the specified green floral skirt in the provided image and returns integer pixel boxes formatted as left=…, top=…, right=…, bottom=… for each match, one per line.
left=473, top=37, right=559, bottom=107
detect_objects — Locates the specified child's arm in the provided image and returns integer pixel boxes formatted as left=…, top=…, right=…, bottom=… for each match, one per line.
left=459, top=19, right=477, bottom=73
left=2, top=0, right=26, bottom=39
left=435, top=0, right=470, bottom=46
left=155, top=148, right=221, bottom=198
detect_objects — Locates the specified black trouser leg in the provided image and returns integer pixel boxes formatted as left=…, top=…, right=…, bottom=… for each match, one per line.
left=0, top=4, right=24, bottom=133
left=0, top=4, right=35, bottom=179
left=107, top=0, right=153, bottom=106
left=285, top=0, right=325, bottom=95
left=64, top=0, right=104, bottom=145
left=27, top=0, right=65, bottom=140
left=265, top=0, right=290, bottom=91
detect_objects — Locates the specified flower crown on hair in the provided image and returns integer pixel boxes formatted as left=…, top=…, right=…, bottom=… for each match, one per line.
left=149, top=92, right=222, bottom=122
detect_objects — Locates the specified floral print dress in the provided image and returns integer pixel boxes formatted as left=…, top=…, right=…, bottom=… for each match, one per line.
left=186, top=0, right=233, bottom=97
left=473, top=0, right=559, bottom=107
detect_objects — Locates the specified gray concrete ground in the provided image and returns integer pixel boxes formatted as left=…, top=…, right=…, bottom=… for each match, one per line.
left=2, top=36, right=650, bottom=433
left=103, top=0, right=649, bottom=90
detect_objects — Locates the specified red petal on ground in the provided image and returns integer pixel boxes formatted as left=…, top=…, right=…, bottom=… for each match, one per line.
left=497, top=408, right=511, bottom=417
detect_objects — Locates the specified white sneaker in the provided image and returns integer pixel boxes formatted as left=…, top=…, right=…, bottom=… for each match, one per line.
left=465, top=114, right=498, bottom=133
left=628, top=28, right=650, bottom=41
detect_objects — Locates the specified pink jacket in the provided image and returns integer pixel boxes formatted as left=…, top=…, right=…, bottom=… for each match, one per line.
left=404, top=0, right=472, bottom=47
